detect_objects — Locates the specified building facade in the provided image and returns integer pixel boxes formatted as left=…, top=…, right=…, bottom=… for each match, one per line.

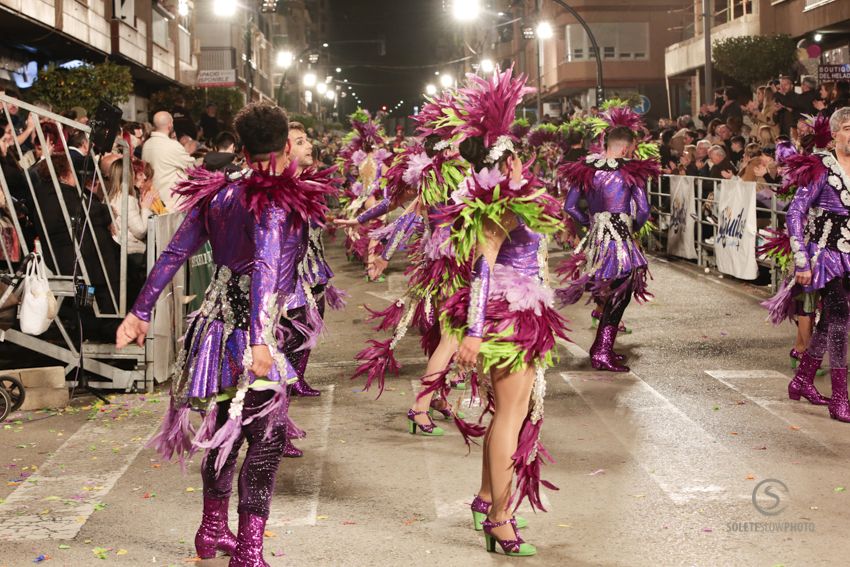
left=665, top=0, right=850, bottom=117
left=449, top=0, right=681, bottom=121
left=0, top=0, right=200, bottom=121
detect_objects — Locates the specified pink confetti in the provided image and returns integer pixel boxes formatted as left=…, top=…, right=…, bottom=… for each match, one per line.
left=588, top=469, right=606, bottom=476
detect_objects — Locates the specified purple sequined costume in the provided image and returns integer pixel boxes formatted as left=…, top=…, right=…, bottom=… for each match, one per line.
left=558, top=155, right=655, bottom=304
left=135, top=162, right=335, bottom=467
left=557, top=155, right=659, bottom=372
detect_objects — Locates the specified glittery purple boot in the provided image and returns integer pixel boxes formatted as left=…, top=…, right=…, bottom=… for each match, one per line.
left=788, top=352, right=829, bottom=405
left=195, top=496, right=237, bottom=559
left=228, top=513, right=270, bottom=567
left=590, top=325, right=629, bottom=373
left=828, top=368, right=850, bottom=423
left=290, top=376, right=321, bottom=397
left=282, top=439, right=303, bottom=458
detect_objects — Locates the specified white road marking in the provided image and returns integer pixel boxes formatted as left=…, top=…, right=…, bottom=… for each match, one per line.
left=268, top=385, right=335, bottom=527
left=0, top=398, right=159, bottom=541
left=561, top=370, right=757, bottom=505
left=557, top=336, right=589, bottom=359
left=705, top=370, right=837, bottom=453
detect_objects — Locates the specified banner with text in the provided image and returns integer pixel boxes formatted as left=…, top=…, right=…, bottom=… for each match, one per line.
left=714, top=179, right=758, bottom=280
left=666, top=175, right=697, bottom=259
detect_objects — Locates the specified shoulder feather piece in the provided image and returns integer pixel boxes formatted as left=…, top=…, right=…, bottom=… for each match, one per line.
left=173, top=165, right=231, bottom=212
left=242, top=158, right=337, bottom=229
left=780, top=152, right=829, bottom=193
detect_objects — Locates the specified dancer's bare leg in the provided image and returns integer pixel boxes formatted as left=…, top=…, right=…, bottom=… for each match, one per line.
left=410, top=333, right=459, bottom=428
left=481, top=365, right=535, bottom=542
left=797, top=315, right=814, bottom=353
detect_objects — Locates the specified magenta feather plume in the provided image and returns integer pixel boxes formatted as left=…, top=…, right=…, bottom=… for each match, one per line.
left=757, top=227, right=791, bottom=258
left=174, top=166, right=229, bottom=212
left=242, top=161, right=337, bottom=230
left=365, top=300, right=405, bottom=332
left=509, top=417, right=558, bottom=513
left=414, top=91, right=462, bottom=139
left=324, top=285, right=348, bottom=310
left=558, top=158, right=598, bottom=193
left=455, top=67, right=534, bottom=148
left=812, top=114, right=832, bottom=151
left=147, top=399, right=196, bottom=470
left=781, top=153, right=828, bottom=192
left=453, top=414, right=487, bottom=452
left=761, top=277, right=798, bottom=325
left=619, top=158, right=662, bottom=191
left=352, top=338, right=400, bottom=398
left=602, top=105, right=645, bottom=133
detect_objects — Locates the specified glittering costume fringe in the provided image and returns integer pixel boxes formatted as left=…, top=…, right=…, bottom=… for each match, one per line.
left=556, top=212, right=652, bottom=307
left=148, top=397, right=196, bottom=470
left=148, top=267, right=294, bottom=473
left=762, top=277, right=798, bottom=325
left=324, top=285, right=348, bottom=310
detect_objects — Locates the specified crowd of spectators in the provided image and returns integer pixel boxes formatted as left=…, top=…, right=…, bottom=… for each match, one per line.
left=0, top=92, right=256, bottom=338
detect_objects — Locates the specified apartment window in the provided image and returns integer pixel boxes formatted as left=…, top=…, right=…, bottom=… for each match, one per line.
left=115, top=0, right=135, bottom=23
left=565, top=22, right=649, bottom=62
left=152, top=7, right=170, bottom=48
left=805, top=0, right=836, bottom=9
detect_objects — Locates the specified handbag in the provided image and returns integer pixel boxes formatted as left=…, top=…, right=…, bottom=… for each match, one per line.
left=19, top=252, right=57, bottom=335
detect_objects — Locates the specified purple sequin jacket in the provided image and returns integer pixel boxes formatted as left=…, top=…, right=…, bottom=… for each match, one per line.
left=563, top=167, right=650, bottom=231
left=130, top=179, right=305, bottom=346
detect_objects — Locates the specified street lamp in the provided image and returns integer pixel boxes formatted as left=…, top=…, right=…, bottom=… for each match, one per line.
left=213, top=0, right=237, bottom=17
left=425, top=84, right=437, bottom=96
left=439, top=73, right=454, bottom=88
left=277, top=50, right=294, bottom=69
left=325, top=90, right=336, bottom=101
left=451, top=0, right=480, bottom=21
left=336, top=67, right=342, bottom=73
left=536, top=21, right=554, bottom=40
left=479, top=58, right=495, bottom=74
left=303, top=72, right=317, bottom=87
left=317, top=82, right=328, bottom=95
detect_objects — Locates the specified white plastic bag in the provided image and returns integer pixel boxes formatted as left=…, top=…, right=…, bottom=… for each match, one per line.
left=19, top=253, right=57, bottom=335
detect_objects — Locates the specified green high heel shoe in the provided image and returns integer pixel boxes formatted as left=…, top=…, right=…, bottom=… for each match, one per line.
left=482, top=518, right=536, bottom=556
left=406, top=409, right=444, bottom=436
left=470, top=495, right=527, bottom=530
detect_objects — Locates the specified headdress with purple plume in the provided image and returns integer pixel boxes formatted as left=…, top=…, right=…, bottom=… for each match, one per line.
left=452, top=67, right=535, bottom=164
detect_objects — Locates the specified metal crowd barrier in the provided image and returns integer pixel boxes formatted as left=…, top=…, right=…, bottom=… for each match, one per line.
left=0, top=93, right=188, bottom=391
left=647, top=174, right=786, bottom=289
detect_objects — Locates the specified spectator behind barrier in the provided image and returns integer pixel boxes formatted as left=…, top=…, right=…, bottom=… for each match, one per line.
left=106, top=159, right=151, bottom=304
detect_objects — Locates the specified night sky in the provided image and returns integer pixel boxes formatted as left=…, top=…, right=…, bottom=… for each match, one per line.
left=327, top=0, right=448, bottom=117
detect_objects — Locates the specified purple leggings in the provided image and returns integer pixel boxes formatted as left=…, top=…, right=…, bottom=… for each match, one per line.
left=807, top=277, right=850, bottom=369
left=201, top=389, right=288, bottom=518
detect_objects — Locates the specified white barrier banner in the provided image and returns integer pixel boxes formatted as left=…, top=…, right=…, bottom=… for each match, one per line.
left=666, top=175, right=697, bottom=259
left=714, top=178, right=758, bottom=280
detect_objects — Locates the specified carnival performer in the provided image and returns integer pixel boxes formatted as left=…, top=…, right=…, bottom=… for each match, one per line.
left=341, top=124, right=473, bottom=435
left=271, top=122, right=347, bottom=460
left=115, top=102, right=336, bottom=565
left=337, top=109, right=391, bottom=278
left=760, top=114, right=831, bottom=374
left=764, top=107, right=850, bottom=422
left=557, top=117, right=660, bottom=373
left=424, top=68, right=568, bottom=556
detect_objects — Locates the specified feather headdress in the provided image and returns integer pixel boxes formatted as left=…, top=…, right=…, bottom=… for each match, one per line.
left=452, top=67, right=535, bottom=162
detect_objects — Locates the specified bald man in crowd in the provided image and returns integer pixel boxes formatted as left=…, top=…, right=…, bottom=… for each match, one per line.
left=141, top=111, right=194, bottom=211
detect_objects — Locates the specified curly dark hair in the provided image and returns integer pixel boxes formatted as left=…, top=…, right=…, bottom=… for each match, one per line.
left=459, top=136, right=510, bottom=172
left=233, top=102, right=289, bottom=159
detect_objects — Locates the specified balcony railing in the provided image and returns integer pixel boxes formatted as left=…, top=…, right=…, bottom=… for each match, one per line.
left=199, top=47, right=236, bottom=71
left=179, top=26, right=192, bottom=64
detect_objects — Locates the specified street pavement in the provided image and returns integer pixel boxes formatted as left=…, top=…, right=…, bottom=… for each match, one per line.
left=2, top=239, right=850, bottom=567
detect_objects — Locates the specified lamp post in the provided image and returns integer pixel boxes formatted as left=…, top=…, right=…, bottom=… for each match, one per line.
left=451, top=0, right=605, bottom=107
left=536, top=17, right=554, bottom=120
